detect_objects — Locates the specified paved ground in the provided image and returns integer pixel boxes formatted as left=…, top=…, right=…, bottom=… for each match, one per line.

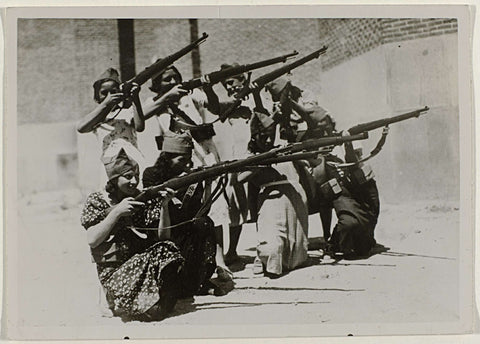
left=7, top=191, right=463, bottom=340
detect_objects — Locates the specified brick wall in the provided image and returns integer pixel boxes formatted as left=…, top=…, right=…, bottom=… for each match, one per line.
left=381, top=18, right=458, bottom=44
left=318, top=18, right=458, bottom=70
left=17, top=18, right=458, bottom=124
left=16, top=18, right=459, bottom=201
left=18, top=19, right=119, bottom=125
left=318, top=19, right=383, bottom=70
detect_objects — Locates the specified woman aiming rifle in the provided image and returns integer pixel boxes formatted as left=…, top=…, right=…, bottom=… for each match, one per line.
left=142, top=133, right=225, bottom=296
left=80, top=148, right=184, bottom=321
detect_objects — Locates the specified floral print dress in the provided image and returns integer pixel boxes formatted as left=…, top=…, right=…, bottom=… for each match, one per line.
left=80, top=191, right=184, bottom=319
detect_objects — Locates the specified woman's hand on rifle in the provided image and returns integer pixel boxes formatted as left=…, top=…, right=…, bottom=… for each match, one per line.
left=128, top=82, right=146, bottom=132
left=76, top=91, right=123, bottom=133
left=86, top=197, right=144, bottom=248
left=157, top=188, right=176, bottom=240
left=158, top=188, right=176, bottom=207
left=102, top=91, right=124, bottom=108
left=112, top=197, right=145, bottom=218
left=163, top=85, right=189, bottom=103
left=143, top=85, right=189, bottom=120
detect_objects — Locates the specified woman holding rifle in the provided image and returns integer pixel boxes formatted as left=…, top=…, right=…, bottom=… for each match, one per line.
left=142, top=63, right=234, bottom=282
left=142, top=133, right=224, bottom=296
left=80, top=148, right=184, bottom=321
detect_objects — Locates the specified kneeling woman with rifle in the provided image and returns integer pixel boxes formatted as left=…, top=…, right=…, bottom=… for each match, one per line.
left=142, top=133, right=221, bottom=296
left=80, top=148, right=184, bottom=321
left=243, top=113, right=310, bottom=278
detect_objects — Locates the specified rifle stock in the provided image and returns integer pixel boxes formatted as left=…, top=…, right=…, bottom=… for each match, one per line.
left=288, top=98, right=321, bottom=129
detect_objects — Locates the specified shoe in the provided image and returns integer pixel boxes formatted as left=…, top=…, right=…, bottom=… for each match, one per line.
left=197, top=280, right=227, bottom=296
left=224, top=252, right=241, bottom=265
left=264, top=271, right=281, bottom=279
left=216, top=266, right=234, bottom=282
left=252, top=257, right=264, bottom=275
left=159, top=263, right=182, bottom=318
left=321, top=254, right=336, bottom=264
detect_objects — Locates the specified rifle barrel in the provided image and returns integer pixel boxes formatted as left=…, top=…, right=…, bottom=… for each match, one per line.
left=210, top=51, right=299, bottom=84
left=234, top=46, right=327, bottom=101
left=128, top=32, right=208, bottom=86
left=348, top=106, right=430, bottom=135
left=288, top=132, right=368, bottom=154
left=252, top=46, right=327, bottom=90
left=256, top=151, right=323, bottom=165
left=135, top=132, right=366, bottom=202
left=222, top=47, right=327, bottom=118
left=181, top=51, right=299, bottom=91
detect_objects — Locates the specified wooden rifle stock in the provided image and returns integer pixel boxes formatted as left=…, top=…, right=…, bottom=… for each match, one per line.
left=288, top=98, right=319, bottom=129
left=253, top=150, right=328, bottom=166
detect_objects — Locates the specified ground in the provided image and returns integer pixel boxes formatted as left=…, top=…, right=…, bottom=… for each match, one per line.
left=9, top=191, right=461, bottom=340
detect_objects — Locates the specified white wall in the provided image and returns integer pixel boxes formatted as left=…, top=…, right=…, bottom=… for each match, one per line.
left=18, top=122, right=78, bottom=197
left=319, top=34, right=458, bottom=203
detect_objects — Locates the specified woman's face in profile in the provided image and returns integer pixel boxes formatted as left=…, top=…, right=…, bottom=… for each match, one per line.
left=117, top=170, right=140, bottom=196
left=169, top=154, right=193, bottom=175
left=98, top=80, right=120, bottom=103
left=223, top=75, right=246, bottom=97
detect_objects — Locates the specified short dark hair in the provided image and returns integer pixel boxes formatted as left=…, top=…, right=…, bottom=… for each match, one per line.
left=105, top=176, right=120, bottom=203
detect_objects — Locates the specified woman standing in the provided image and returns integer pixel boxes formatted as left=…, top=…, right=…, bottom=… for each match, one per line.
left=80, top=148, right=184, bottom=321
left=77, top=68, right=147, bottom=187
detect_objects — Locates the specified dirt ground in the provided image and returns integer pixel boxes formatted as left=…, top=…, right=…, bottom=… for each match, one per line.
left=8, top=191, right=462, bottom=340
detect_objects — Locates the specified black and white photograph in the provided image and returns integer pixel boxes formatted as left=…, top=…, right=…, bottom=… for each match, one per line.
left=2, top=4, right=476, bottom=342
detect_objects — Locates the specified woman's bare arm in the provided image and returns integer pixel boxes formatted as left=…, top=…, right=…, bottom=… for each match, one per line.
left=77, top=92, right=123, bottom=133
left=86, top=198, right=144, bottom=248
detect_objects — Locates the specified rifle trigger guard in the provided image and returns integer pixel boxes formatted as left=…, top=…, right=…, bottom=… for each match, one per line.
left=382, top=125, right=390, bottom=135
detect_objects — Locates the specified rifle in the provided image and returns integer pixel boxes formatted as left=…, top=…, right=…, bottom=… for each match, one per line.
left=221, top=46, right=328, bottom=120
left=252, top=150, right=328, bottom=166
left=180, top=51, right=299, bottom=91
left=317, top=106, right=430, bottom=171
left=120, top=32, right=209, bottom=106
left=346, top=106, right=430, bottom=135
left=135, top=132, right=367, bottom=202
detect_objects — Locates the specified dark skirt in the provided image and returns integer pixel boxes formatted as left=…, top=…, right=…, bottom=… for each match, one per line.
left=329, top=181, right=379, bottom=257
left=97, top=240, right=184, bottom=320
left=171, top=217, right=217, bottom=297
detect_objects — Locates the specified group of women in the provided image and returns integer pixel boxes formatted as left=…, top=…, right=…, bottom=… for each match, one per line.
left=78, top=61, right=379, bottom=321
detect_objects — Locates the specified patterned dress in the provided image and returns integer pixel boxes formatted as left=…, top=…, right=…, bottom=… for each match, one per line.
left=80, top=191, right=184, bottom=320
